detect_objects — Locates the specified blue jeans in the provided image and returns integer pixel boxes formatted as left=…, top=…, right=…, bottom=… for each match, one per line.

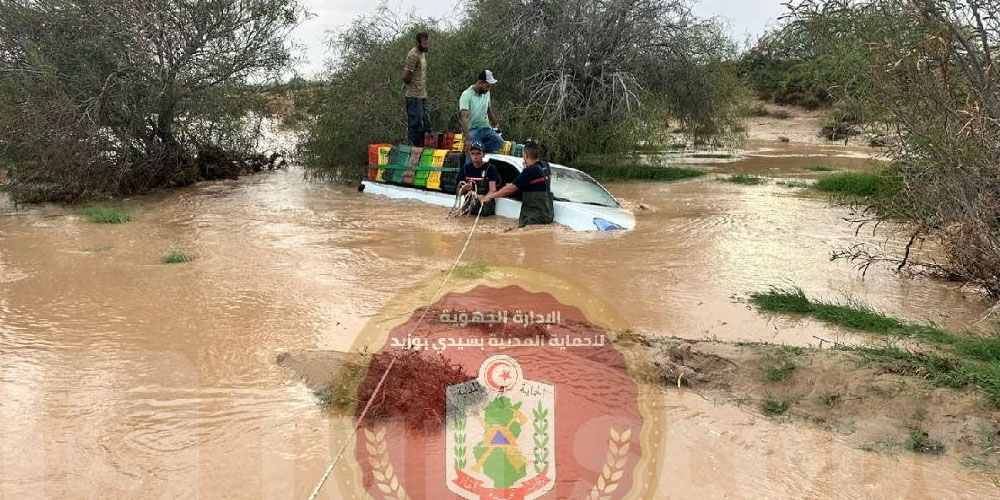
left=467, top=127, right=504, bottom=161
left=469, top=128, right=503, bottom=153
left=406, top=97, right=431, bottom=146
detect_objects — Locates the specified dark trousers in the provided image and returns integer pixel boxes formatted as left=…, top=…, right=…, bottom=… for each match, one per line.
left=405, top=97, right=431, bottom=146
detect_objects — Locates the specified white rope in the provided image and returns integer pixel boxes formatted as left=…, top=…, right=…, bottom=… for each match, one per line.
left=306, top=200, right=485, bottom=500
left=449, top=181, right=480, bottom=218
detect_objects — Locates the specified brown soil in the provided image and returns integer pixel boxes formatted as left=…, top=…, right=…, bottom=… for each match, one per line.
left=747, top=101, right=876, bottom=148
left=622, top=334, right=1000, bottom=470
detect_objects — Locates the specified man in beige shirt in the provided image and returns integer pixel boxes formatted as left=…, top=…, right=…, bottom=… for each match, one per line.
left=402, top=32, right=431, bottom=146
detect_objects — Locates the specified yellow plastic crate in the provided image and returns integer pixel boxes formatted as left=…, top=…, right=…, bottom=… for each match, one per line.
left=499, top=141, right=513, bottom=155
left=377, top=146, right=391, bottom=165
left=427, top=171, right=442, bottom=190
left=432, top=149, right=448, bottom=167
left=452, top=134, right=463, bottom=151
left=375, top=168, right=386, bottom=182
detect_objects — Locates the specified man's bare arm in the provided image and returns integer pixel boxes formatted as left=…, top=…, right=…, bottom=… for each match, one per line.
left=481, top=183, right=517, bottom=203
left=460, top=110, right=471, bottom=147
left=487, top=107, right=498, bottom=128
left=402, top=69, right=412, bottom=85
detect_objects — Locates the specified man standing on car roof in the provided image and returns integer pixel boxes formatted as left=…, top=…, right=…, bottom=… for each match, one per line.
left=478, top=141, right=553, bottom=228
left=459, top=70, right=503, bottom=155
left=403, top=32, right=431, bottom=146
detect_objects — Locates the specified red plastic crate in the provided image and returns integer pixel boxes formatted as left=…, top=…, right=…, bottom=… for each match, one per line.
left=368, top=143, right=391, bottom=165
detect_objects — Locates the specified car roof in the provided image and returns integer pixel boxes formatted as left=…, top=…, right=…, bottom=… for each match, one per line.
left=484, top=154, right=622, bottom=208
left=484, top=154, right=577, bottom=173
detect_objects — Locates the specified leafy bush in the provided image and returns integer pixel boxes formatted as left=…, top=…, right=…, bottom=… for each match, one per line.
left=0, top=0, right=303, bottom=203
left=778, top=0, right=1000, bottom=296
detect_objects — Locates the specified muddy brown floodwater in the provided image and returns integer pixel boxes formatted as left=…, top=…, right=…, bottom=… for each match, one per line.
left=1, top=140, right=997, bottom=498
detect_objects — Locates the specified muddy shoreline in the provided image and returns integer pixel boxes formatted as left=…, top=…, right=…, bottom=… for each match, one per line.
left=634, top=335, right=1000, bottom=469
left=282, top=328, right=1000, bottom=479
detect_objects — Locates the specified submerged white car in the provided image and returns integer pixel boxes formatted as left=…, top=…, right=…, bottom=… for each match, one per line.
left=362, top=152, right=635, bottom=232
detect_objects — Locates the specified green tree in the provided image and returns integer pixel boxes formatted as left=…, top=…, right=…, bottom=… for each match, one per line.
left=0, top=0, right=304, bottom=202
left=781, top=0, right=1000, bottom=296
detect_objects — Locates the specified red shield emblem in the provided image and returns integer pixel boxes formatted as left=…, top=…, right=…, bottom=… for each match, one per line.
left=329, top=275, right=664, bottom=498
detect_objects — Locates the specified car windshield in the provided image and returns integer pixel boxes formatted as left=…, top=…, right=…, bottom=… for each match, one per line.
left=549, top=166, right=619, bottom=208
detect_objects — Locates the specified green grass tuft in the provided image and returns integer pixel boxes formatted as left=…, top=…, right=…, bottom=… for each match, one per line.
left=750, top=286, right=1000, bottom=407
left=814, top=171, right=884, bottom=197
left=760, top=345, right=804, bottom=383
left=81, top=203, right=131, bottom=224
left=776, top=180, right=814, bottom=188
left=859, top=437, right=902, bottom=455
left=765, top=359, right=797, bottom=382
left=954, top=337, right=1000, bottom=362
left=453, top=262, right=490, bottom=279
left=571, top=163, right=706, bottom=182
left=723, top=173, right=768, bottom=185
left=160, top=250, right=192, bottom=265
left=84, top=245, right=112, bottom=253
left=905, top=430, right=946, bottom=455
left=804, top=166, right=839, bottom=172
left=819, top=392, right=842, bottom=407
left=762, top=398, right=791, bottom=416
left=749, top=286, right=952, bottom=343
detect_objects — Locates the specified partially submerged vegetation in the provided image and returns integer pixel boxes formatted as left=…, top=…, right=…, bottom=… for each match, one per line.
left=776, top=180, right=813, bottom=189
left=572, top=163, right=705, bottom=183
left=81, top=203, right=131, bottom=224
left=814, top=171, right=889, bottom=198
left=160, top=250, right=192, bottom=265
left=723, top=174, right=768, bottom=186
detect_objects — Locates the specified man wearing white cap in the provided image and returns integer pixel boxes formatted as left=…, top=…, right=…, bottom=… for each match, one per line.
left=459, top=70, right=503, bottom=155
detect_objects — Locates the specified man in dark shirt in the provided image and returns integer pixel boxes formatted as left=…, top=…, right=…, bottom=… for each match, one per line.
left=457, top=142, right=500, bottom=196
left=456, top=142, right=500, bottom=217
left=478, top=141, right=554, bottom=227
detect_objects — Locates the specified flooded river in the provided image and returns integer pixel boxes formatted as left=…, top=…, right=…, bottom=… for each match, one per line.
left=1, top=141, right=996, bottom=498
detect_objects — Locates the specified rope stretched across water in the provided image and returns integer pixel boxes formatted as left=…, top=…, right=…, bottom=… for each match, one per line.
left=306, top=199, right=485, bottom=500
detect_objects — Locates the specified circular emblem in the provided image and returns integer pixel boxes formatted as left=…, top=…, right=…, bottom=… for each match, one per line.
left=479, top=354, right=523, bottom=392
left=325, top=268, right=665, bottom=499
